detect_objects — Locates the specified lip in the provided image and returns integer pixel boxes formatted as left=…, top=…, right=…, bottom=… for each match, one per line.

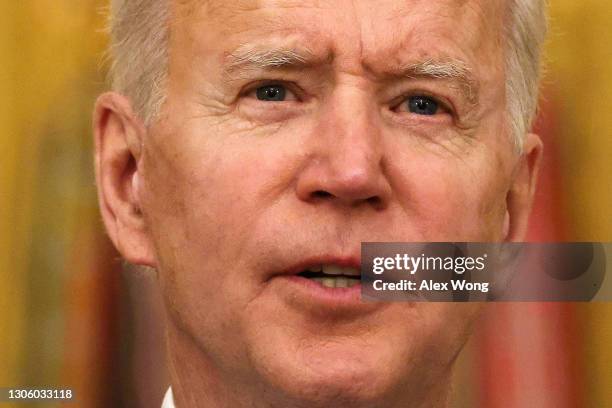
left=284, top=274, right=362, bottom=298
left=275, top=255, right=362, bottom=277
left=269, top=255, right=381, bottom=315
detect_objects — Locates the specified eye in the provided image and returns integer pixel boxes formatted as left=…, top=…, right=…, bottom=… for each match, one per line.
left=406, top=96, right=441, bottom=116
left=255, top=84, right=287, bottom=102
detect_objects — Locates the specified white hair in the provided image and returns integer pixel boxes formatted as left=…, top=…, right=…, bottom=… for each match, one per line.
left=108, top=0, right=169, bottom=126
left=505, top=0, right=549, bottom=151
left=107, top=0, right=547, bottom=150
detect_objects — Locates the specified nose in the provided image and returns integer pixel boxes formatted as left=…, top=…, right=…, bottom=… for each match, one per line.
left=295, top=88, right=392, bottom=209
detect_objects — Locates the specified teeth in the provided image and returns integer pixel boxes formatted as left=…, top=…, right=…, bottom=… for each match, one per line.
left=310, top=276, right=360, bottom=288
left=321, top=265, right=360, bottom=276
left=335, top=277, right=348, bottom=288
left=347, top=279, right=359, bottom=288
left=321, top=264, right=343, bottom=275
left=303, top=264, right=361, bottom=288
left=341, top=267, right=360, bottom=277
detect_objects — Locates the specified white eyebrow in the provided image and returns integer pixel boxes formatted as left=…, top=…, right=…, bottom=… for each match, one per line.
left=405, top=59, right=470, bottom=79
left=223, top=45, right=315, bottom=76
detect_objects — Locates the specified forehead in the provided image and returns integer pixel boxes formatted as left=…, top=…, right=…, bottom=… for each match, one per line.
left=173, top=0, right=505, bottom=78
left=190, top=0, right=504, bottom=27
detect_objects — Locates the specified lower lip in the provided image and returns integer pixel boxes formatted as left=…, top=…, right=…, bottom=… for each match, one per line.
left=275, top=275, right=379, bottom=313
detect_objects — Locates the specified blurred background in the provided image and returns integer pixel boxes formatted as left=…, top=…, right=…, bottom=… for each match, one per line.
left=0, top=1, right=610, bottom=407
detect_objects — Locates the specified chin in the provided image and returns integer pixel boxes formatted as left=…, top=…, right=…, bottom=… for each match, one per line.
left=252, top=338, right=404, bottom=408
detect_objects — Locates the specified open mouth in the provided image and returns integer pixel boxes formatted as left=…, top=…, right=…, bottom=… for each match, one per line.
left=297, top=264, right=361, bottom=288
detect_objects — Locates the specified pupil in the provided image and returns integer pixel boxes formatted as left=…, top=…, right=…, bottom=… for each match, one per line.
left=257, top=85, right=286, bottom=101
left=408, top=97, right=438, bottom=115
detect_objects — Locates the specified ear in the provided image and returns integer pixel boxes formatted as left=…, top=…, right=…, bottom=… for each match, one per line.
left=93, top=92, right=157, bottom=267
left=504, top=133, right=544, bottom=242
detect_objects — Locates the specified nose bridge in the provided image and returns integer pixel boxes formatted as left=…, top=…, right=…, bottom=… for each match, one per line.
left=318, top=83, right=381, bottom=171
left=296, top=82, right=391, bottom=207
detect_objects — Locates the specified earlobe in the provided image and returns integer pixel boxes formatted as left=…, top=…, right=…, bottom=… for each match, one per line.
left=504, top=133, right=544, bottom=242
left=93, top=92, right=157, bottom=267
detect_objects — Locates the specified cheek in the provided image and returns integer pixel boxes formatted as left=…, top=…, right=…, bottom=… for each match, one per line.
left=140, top=120, right=306, bottom=285
left=391, top=153, right=507, bottom=240
left=139, top=123, right=313, bottom=367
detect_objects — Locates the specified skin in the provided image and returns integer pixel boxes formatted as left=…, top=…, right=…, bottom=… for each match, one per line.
left=94, top=0, right=542, bottom=407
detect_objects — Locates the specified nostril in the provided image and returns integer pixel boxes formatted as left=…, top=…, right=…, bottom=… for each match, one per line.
left=366, top=195, right=386, bottom=209
left=366, top=196, right=381, bottom=205
left=312, top=190, right=333, bottom=199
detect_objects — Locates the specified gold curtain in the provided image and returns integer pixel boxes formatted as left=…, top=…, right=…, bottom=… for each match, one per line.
left=548, top=2, right=612, bottom=407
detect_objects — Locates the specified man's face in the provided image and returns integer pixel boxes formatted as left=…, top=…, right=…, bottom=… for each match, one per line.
left=103, top=0, right=539, bottom=406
